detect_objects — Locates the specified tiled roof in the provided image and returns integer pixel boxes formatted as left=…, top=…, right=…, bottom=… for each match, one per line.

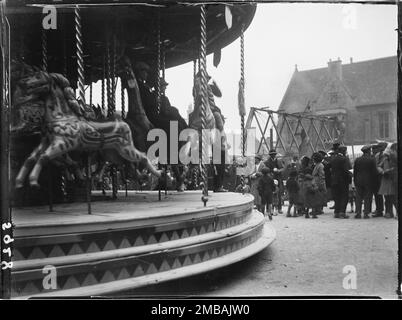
left=278, top=56, right=397, bottom=113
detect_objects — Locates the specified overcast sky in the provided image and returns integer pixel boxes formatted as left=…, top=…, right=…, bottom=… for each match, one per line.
left=163, top=3, right=397, bottom=134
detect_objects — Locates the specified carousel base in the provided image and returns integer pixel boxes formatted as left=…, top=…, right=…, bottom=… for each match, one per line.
left=11, top=191, right=275, bottom=298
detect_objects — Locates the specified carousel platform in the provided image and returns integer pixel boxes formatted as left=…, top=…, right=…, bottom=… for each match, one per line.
left=10, top=191, right=276, bottom=298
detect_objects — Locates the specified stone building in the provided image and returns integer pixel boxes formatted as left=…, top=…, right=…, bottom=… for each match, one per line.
left=278, top=56, right=397, bottom=148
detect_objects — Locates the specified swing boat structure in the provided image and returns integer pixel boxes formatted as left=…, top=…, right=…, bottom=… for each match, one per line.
left=2, top=1, right=276, bottom=298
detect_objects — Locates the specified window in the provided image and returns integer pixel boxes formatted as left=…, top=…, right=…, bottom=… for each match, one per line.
left=378, top=111, right=390, bottom=139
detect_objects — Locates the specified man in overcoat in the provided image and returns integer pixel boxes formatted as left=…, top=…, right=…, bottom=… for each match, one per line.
left=353, top=145, right=378, bottom=219
left=329, top=144, right=351, bottom=218
left=264, top=149, right=285, bottom=214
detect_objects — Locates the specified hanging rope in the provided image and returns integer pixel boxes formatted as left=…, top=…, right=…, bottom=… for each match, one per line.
left=199, top=4, right=208, bottom=207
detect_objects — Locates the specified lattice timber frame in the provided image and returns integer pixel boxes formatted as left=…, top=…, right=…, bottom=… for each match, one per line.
left=246, top=107, right=340, bottom=157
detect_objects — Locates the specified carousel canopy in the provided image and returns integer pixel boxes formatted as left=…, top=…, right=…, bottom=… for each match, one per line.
left=6, top=1, right=256, bottom=85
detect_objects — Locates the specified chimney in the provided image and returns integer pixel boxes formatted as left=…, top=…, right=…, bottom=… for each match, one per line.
left=350, top=57, right=353, bottom=64
left=327, top=58, right=342, bottom=80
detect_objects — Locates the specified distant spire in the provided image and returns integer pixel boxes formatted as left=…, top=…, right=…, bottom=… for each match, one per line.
left=295, top=64, right=298, bottom=72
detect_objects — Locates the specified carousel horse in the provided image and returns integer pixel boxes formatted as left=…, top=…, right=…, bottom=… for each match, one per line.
left=118, top=56, right=154, bottom=153
left=118, top=57, right=191, bottom=191
left=13, top=69, right=161, bottom=188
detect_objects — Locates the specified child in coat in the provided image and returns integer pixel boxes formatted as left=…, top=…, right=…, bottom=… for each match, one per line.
left=286, top=170, right=300, bottom=217
left=257, top=167, right=276, bottom=220
left=303, top=174, right=320, bottom=219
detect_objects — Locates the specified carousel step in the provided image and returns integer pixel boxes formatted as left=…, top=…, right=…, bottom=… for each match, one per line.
left=19, top=224, right=275, bottom=298
left=12, top=211, right=273, bottom=298
left=12, top=203, right=252, bottom=261
left=12, top=211, right=260, bottom=272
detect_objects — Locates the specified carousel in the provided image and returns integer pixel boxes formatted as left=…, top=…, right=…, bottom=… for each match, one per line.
left=1, top=0, right=275, bottom=298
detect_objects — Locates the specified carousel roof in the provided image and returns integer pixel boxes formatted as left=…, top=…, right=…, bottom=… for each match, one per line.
left=7, top=1, right=256, bottom=85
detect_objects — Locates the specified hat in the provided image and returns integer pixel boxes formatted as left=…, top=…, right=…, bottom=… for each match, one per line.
left=268, top=149, right=277, bottom=155
left=361, top=145, right=371, bottom=153
left=328, top=150, right=335, bottom=155
left=332, top=142, right=340, bottom=150
left=318, top=150, right=327, bottom=156
left=134, top=61, right=150, bottom=71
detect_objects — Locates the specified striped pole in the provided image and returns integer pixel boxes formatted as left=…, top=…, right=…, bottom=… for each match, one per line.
left=41, top=28, right=47, bottom=72
left=75, top=5, right=91, bottom=214
left=101, top=54, right=105, bottom=117
left=199, top=5, right=208, bottom=207
left=75, top=6, right=85, bottom=108
left=240, top=24, right=246, bottom=194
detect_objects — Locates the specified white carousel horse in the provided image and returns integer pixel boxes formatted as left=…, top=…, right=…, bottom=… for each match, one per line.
left=13, top=70, right=161, bottom=188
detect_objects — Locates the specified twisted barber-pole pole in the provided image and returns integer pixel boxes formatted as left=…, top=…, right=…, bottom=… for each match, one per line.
left=41, top=28, right=47, bottom=72
left=239, top=24, right=246, bottom=194
left=42, top=23, right=54, bottom=210
left=75, top=6, right=91, bottom=214
left=75, top=6, right=85, bottom=108
left=199, top=5, right=208, bottom=206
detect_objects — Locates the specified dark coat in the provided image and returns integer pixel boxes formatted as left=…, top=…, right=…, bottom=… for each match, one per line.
left=329, top=153, right=352, bottom=187
left=353, top=154, right=377, bottom=190
left=302, top=178, right=324, bottom=208
left=264, top=156, right=284, bottom=186
left=379, top=152, right=397, bottom=196
left=258, top=174, right=276, bottom=202
left=286, top=177, right=299, bottom=204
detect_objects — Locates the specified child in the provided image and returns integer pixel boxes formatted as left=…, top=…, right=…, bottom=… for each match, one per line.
left=257, top=167, right=276, bottom=220
left=303, top=174, right=320, bottom=219
left=286, top=170, right=300, bottom=217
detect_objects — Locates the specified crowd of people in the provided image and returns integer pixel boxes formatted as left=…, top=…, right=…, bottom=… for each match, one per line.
left=246, top=141, right=398, bottom=221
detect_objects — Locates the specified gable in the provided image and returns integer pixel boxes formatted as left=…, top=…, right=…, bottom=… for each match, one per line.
left=314, top=76, right=355, bottom=112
